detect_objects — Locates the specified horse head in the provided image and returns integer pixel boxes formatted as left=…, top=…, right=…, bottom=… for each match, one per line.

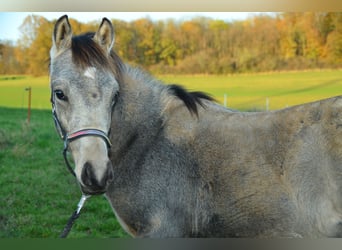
left=50, top=15, right=121, bottom=195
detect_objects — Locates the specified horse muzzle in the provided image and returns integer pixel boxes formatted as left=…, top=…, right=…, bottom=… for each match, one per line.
left=54, top=121, right=114, bottom=194
left=80, top=160, right=114, bottom=195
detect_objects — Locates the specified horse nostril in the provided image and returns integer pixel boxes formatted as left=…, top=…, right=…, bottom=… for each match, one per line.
left=106, top=161, right=114, bottom=182
left=81, top=162, right=95, bottom=187
left=98, top=163, right=113, bottom=189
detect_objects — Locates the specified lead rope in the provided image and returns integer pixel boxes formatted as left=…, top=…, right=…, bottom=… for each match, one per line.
left=60, top=194, right=90, bottom=238
left=58, top=129, right=111, bottom=238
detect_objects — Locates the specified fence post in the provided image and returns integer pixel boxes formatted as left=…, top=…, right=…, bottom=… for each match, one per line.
left=266, top=97, right=269, bottom=111
left=224, top=93, right=227, bottom=107
left=25, top=87, right=31, bottom=124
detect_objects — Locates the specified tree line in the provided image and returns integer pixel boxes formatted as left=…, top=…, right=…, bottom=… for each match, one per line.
left=1, top=12, right=342, bottom=76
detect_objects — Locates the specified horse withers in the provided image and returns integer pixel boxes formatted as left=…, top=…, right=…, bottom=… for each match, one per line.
left=50, top=15, right=342, bottom=237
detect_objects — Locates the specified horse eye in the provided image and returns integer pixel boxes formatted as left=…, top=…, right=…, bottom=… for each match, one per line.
left=54, top=89, right=68, bottom=101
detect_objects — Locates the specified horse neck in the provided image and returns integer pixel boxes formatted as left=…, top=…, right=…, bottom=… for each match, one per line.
left=120, top=65, right=165, bottom=118
left=109, top=66, right=165, bottom=157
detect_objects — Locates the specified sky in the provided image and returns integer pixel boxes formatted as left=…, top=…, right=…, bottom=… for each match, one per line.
left=0, top=12, right=269, bottom=42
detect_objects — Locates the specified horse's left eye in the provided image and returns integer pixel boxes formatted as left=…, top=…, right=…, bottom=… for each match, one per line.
left=54, top=89, right=68, bottom=102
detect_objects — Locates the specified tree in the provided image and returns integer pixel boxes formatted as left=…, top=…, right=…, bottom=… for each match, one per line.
left=0, top=41, right=19, bottom=74
left=324, top=13, right=342, bottom=65
left=3, top=13, right=342, bottom=75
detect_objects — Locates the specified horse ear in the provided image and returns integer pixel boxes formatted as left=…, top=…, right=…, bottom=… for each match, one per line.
left=52, top=15, right=72, bottom=53
left=94, top=18, right=115, bottom=55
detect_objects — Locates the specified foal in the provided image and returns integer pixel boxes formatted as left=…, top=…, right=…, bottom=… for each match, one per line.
left=50, top=15, right=342, bottom=237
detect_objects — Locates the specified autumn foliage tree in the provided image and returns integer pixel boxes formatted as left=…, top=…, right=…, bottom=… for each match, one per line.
left=1, top=12, right=342, bottom=76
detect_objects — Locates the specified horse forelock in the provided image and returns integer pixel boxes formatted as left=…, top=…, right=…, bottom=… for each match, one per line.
left=71, top=32, right=124, bottom=82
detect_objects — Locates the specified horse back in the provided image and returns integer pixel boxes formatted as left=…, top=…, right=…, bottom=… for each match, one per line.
left=162, top=95, right=342, bottom=237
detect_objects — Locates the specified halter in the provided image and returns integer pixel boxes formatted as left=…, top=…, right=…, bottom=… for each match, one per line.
left=52, top=104, right=112, bottom=177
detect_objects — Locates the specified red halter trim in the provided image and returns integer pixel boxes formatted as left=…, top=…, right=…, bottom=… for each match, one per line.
left=66, top=128, right=112, bottom=148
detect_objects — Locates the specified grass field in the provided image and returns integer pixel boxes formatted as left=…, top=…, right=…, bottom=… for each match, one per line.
left=159, top=70, right=342, bottom=110
left=1, top=70, right=342, bottom=238
left=1, top=70, right=342, bottom=111
left=0, top=107, right=127, bottom=238
left=0, top=76, right=51, bottom=110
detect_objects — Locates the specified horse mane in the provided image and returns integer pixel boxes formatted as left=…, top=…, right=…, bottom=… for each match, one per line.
left=168, top=84, right=214, bottom=117
left=71, top=32, right=124, bottom=82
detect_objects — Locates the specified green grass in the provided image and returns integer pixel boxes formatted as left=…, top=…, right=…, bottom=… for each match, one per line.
left=158, top=70, right=342, bottom=110
left=1, top=70, right=342, bottom=111
left=0, top=76, right=51, bottom=110
left=0, top=107, right=128, bottom=238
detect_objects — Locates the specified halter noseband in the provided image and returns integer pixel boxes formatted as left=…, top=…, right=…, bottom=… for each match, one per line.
left=52, top=104, right=112, bottom=177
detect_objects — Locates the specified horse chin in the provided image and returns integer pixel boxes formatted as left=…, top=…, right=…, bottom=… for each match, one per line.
left=80, top=185, right=107, bottom=196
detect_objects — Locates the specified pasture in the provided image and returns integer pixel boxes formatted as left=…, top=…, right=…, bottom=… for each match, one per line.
left=1, top=70, right=342, bottom=111
left=1, top=70, right=342, bottom=237
left=0, top=107, right=127, bottom=238
left=160, top=70, right=342, bottom=110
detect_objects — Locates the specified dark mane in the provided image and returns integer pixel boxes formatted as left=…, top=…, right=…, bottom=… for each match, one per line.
left=71, top=32, right=124, bottom=82
left=168, top=84, right=214, bottom=117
